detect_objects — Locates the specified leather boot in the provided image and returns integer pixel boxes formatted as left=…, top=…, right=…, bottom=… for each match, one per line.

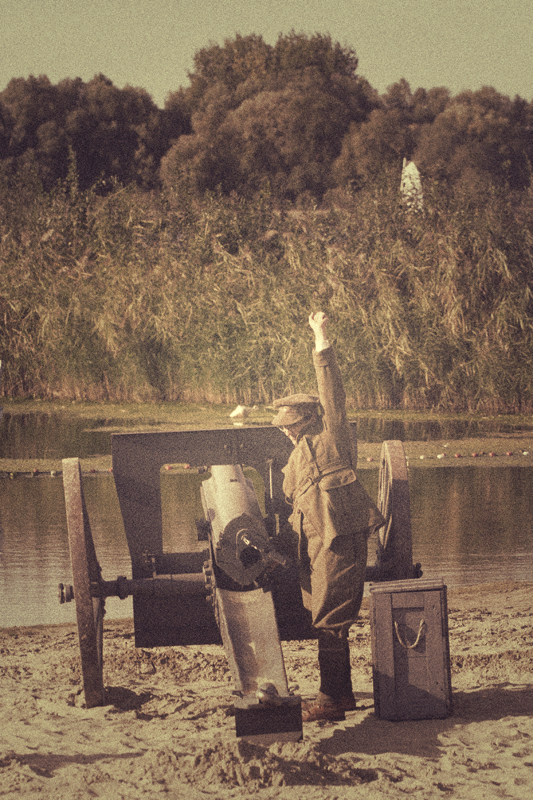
left=302, top=631, right=356, bottom=722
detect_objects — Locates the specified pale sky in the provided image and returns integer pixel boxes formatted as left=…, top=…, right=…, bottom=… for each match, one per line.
left=2, top=0, right=532, bottom=108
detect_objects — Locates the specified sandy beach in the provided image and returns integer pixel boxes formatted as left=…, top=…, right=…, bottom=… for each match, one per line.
left=1, top=581, right=532, bottom=799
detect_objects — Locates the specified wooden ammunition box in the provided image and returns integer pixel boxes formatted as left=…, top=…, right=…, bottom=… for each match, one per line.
left=369, top=579, right=452, bottom=721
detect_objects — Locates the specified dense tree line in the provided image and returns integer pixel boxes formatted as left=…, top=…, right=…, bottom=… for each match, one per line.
left=1, top=32, right=532, bottom=200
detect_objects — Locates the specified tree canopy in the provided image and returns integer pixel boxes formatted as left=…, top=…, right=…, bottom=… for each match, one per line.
left=160, top=32, right=375, bottom=200
left=0, top=31, right=532, bottom=200
left=0, top=73, right=187, bottom=191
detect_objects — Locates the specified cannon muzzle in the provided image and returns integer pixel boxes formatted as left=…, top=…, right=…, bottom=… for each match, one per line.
left=201, top=464, right=285, bottom=586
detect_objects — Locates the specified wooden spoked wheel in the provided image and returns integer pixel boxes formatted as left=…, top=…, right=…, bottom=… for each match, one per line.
left=376, top=440, right=414, bottom=581
left=63, top=458, right=105, bottom=708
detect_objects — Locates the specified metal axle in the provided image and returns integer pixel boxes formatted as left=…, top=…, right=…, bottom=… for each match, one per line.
left=59, top=573, right=208, bottom=604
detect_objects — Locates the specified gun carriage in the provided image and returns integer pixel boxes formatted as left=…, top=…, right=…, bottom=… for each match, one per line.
left=59, top=425, right=419, bottom=741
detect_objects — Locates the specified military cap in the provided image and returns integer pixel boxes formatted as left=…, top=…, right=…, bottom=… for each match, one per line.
left=271, top=393, right=320, bottom=427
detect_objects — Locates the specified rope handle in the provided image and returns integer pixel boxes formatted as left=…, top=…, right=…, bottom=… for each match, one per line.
left=394, top=618, right=426, bottom=650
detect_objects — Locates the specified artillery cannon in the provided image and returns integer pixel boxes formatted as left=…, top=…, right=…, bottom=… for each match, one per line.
left=59, top=425, right=419, bottom=741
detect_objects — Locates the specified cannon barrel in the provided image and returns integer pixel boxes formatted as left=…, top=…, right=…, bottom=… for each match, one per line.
left=199, top=463, right=301, bottom=742
left=201, top=464, right=285, bottom=586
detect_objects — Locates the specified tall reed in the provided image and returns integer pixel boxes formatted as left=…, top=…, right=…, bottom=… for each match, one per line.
left=1, top=172, right=532, bottom=412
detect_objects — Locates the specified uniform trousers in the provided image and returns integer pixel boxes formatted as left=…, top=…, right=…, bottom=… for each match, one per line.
left=297, top=516, right=369, bottom=701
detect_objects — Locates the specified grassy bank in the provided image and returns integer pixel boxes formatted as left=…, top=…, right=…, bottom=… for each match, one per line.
left=1, top=177, right=533, bottom=412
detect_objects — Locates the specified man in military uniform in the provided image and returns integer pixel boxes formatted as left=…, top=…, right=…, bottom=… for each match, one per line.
left=272, top=311, right=384, bottom=722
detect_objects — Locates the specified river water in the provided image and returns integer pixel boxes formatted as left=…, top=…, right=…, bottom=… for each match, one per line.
left=1, top=413, right=532, bottom=627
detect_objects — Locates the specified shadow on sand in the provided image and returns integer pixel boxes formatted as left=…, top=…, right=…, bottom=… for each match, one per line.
left=320, top=683, right=533, bottom=760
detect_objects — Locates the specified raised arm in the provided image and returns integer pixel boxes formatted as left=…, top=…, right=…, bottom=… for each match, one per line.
left=310, top=312, right=348, bottom=434
left=309, top=311, right=330, bottom=352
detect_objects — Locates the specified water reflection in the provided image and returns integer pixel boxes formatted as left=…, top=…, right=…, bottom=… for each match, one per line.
left=1, top=466, right=532, bottom=628
left=0, top=476, right=133, bottom=628
left=356, top=416, right=533, bottom=442
left=0, top=412, right=138, bottom=459
left=410, top=467, right=533, bottom=586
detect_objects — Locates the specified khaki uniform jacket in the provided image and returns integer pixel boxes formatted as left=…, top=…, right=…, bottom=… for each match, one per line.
left=282, top=346, right=383, bottom=550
